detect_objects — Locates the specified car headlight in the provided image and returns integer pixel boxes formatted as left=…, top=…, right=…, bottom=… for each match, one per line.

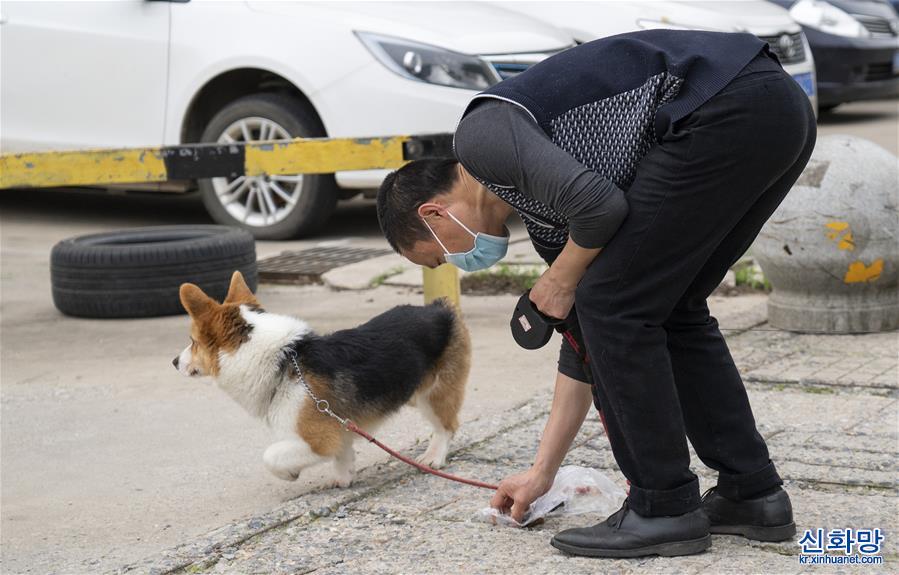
left=789, top=0, right=870, bottom=38
left=355, top=31, right=501, bottom=90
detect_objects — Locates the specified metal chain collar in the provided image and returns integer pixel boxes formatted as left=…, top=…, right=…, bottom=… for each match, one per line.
left=285, top=349, right=350, bottom=428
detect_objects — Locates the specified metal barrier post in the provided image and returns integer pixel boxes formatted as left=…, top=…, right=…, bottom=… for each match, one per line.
left=422, top=264, right=460, bottom=307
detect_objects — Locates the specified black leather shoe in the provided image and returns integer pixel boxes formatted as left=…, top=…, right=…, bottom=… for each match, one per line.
left=550, top=500, right=711, bottom=558
left=702, top=486, right=796, bottom=542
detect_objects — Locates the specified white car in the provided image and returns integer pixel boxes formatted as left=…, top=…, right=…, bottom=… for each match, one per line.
left=498, top=1, right=818, bottom=110
left=1, top=1, right=571, bottom=239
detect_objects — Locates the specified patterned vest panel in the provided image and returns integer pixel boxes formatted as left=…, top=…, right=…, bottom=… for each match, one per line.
left=467, top=72, right=683, bottom=249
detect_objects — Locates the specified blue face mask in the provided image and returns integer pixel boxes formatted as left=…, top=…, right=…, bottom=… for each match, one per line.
left=422, top=211, right=509, bottom=272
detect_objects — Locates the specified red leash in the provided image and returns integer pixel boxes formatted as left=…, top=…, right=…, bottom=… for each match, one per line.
left=344, top=331, right=589, bottom=492
left=342, top=332, right=613, bottom=495
left=286, top=349, right=499, bottom=491
left=348, top=333, right=585, bottom=492
left=345, top=421, right=499, bottom=490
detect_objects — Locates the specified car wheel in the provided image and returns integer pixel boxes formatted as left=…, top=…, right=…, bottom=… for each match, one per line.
left=197, top=93, right=337, bottom=240
left=50, top=225, right=257, bottom=318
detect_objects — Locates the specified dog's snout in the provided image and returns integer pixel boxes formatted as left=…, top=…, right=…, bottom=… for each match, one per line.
left=172, top=356, right=179, bottom=369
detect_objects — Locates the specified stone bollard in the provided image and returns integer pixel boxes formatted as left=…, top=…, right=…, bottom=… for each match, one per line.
left=754, top=135, right=898, bottom=333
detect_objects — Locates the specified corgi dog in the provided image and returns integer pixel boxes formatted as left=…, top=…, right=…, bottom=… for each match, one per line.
left=172, top=271, right=470, bottom=487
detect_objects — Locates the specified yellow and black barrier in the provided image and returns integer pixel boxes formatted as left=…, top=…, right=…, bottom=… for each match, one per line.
left=0, top=133, right=461, bottom=305
left=0, top=133, right=453, bottom=188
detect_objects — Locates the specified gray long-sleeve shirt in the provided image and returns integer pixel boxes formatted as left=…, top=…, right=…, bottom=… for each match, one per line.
left=453, top=99, right=629, bottom=250
left=454, top=99, right=631, bottom=383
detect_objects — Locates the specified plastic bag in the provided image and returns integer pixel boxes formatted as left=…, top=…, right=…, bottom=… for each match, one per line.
left=477, top=465, right=626, bottom=528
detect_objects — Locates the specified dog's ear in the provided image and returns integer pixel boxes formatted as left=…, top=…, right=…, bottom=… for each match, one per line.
left=224, top=270, right=259, bottom=306
left=180, top=283, right=217, bottom=317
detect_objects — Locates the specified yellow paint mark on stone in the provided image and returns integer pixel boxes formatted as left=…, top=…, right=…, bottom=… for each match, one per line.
left=844, top=259, right=883, bottom=283
left=837, top=232, right=855, bottom=251
left=825, top=221, right=855, bottom=251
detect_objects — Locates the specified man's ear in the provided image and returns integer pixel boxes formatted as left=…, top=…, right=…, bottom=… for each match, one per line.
left=180, top=283, right=217, bottom=317
left=223, top=270, right=259, bottom=306
left=417, top=202, right=446, bottom=219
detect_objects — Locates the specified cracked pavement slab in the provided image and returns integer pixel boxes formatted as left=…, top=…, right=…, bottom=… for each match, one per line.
left=732, top=329, right=898, bottom=392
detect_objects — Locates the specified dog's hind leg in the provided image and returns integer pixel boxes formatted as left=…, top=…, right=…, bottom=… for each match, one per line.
left=416, top=313, right=471, bottom=468
left=417, top=321, right=470, bottom=468
left=416, top=397, right=455, bottom=469
left=263, top=439, right=325, bottom=481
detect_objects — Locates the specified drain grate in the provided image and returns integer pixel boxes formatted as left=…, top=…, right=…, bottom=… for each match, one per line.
left=258, top=245, right=392, bottom=284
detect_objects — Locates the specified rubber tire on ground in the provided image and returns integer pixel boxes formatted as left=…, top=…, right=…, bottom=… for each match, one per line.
left=51, top=226, right=257, bottom=318
left=197, top=93, right=338, bottom=240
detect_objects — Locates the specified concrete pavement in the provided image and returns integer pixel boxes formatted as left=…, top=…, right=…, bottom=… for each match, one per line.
left=817, top=100, right=898, bottom=156
left=119, top=317, right=897, bottom=575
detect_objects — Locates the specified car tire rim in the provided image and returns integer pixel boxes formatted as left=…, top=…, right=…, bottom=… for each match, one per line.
left=211, top=117, right=304, bottom=228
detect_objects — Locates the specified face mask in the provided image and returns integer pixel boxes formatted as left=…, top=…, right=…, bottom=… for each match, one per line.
left=422, top=210, right=509, bottom=272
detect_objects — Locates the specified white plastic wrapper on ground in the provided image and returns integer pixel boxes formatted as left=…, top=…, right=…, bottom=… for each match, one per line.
left=477, top=465, right=626, bottom=528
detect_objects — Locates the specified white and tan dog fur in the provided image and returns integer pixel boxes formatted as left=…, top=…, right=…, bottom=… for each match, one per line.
left=173, top=271, right=470, bottom=487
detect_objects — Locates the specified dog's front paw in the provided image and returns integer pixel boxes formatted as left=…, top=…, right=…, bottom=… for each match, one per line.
left=263, top=440, right=313, bottom=482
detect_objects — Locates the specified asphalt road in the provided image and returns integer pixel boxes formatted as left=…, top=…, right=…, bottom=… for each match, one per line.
left=1, top=98, right=896, bottom=574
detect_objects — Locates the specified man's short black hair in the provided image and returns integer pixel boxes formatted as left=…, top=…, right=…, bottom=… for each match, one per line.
left=376, top=158, right=459, bottom=253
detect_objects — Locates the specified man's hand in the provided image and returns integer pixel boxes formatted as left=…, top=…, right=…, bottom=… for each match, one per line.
left=530, top=238, right=601, bottom=319
left=529, top=269, right=576, bottom=320
left=491, top=372, right=594, bottom=525
left=490, top=467, right=554, bottom=524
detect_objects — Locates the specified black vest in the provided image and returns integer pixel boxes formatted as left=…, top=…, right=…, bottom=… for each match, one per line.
left=456, top=29, right=769, bottom=249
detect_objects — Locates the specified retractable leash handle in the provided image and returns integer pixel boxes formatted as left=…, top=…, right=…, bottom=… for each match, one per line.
left=510, top=290, right=568, bottom=350
left=510, top=290, right=591, bottom=380
left=510, top=290, right=585, bottom=353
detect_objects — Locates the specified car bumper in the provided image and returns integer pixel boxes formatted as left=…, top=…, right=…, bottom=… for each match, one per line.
left=803, top=26, right=899, bottom=106
left=817, top=76, right=899, bottom=106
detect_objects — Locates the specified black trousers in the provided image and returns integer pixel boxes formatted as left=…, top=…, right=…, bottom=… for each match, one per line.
left=576, top=54, right=817, bottom=517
